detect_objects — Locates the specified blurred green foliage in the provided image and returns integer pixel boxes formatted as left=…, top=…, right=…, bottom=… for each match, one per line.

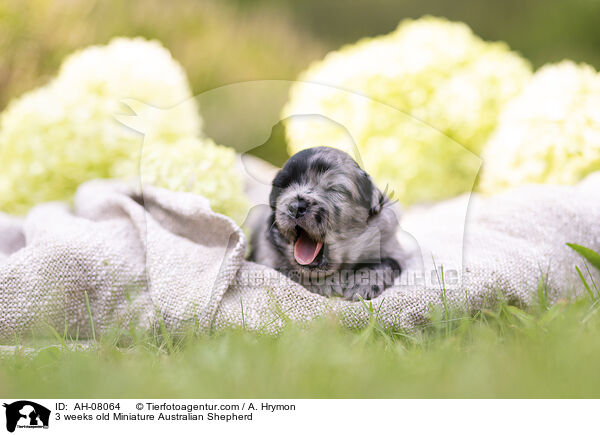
left=252, top=0, right=600, bottom=70
left=4, top=295, right=600, bottom=398
left=4, top=0, right=600, bottom=111
left=2, top=0, right=600, bottom=168
left=0, top=0, right=325, bottom=110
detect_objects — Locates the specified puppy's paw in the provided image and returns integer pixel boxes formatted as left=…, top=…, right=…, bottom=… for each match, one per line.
left=343, top=280, right=386, bottom=301
left=342, top=259, right=401, bottom=301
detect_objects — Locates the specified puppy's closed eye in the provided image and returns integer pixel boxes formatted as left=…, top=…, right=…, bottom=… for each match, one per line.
left=328, top=184, right=352, bottom=196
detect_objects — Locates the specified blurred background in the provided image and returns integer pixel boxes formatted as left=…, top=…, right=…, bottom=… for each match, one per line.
left=3, top=0, right=600, bottom=128
left=3, top=0, right=600, bottom=107
left=1, top=0, right=599, bottom=215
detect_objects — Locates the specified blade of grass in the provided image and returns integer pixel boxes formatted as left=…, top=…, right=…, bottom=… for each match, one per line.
left=157, top=312, right=174, bottom=354
left=575, top=265, right=594, bottom=299
left=432, top=258, right=450, bottom=337
left=567, top=243, right=600, bottom=271
left=84, top=291, right=96, bottom=342
left=537, top=275, right=549, bottom=311
left=240, top=298, right=246, bottom=330
left=582, top=261, right=599, bottom=297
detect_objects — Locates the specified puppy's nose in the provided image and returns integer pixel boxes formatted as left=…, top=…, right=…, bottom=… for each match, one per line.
left=289, top=198, right=309, bottom=218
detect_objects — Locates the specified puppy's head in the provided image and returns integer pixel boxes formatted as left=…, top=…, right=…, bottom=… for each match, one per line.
left=267, top=146, right=394, bottom=275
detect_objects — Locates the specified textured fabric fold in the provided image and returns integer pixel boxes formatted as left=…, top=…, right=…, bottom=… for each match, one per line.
left=1, top=172, right=599, bottom=343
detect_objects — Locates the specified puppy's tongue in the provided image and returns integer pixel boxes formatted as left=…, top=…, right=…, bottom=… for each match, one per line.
left=294, top=232, right=323, bottom=265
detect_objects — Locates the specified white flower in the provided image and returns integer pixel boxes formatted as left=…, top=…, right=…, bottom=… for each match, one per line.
left=0, top=37, right=247, bottom=220
left=131, top=137, right=248, bottom=224
left=284, top=16, right=532, bottom=204
left=479, top=61, right=600, bottom=192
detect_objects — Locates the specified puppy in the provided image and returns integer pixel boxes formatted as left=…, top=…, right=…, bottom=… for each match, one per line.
left=250, top=146, right=402, bottom=300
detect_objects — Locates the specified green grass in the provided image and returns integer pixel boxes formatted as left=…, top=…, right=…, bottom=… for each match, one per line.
left=1, top=245, right=599, bottom=398
left=2, top=292, right=600, bottom=398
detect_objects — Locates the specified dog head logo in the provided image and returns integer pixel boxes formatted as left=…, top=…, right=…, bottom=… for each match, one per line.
left=116, top=80, right=479, bottom=298
left=3, top=401, right=50, bottom=432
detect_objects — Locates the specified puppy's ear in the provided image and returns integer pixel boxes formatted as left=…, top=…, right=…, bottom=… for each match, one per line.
left=368, top=188, right=388, bottom=218
left=269, top=172, right=283, bottom=209
left=357, top=170, right=386, bottom=217
left=270, top=167, right=291, bottom=209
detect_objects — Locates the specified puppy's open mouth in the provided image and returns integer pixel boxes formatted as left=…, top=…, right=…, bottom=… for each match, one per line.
left=294, top=226, right=324, bottom=266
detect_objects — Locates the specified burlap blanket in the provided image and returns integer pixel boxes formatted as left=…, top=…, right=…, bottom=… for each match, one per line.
left=1, top=172, right=599, bottom=343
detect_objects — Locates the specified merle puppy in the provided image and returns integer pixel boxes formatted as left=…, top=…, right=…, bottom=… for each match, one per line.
left=250, top=146, right=403, bottom=300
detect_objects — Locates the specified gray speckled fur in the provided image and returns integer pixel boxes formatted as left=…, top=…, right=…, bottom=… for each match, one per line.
left=249, top=147, right=403, bottom=300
